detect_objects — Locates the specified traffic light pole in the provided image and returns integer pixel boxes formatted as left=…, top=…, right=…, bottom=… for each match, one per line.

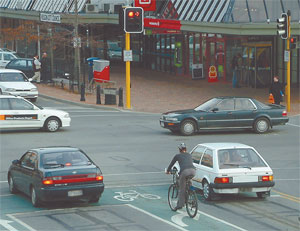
left=125, top=32, right=131, bottom=109
left=286, top=13, right=291, bottom=112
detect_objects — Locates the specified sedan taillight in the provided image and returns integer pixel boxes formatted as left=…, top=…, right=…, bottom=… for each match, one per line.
left=282, top=110, right=287, bottom=116
left=214, top=177, right=232, bottom=184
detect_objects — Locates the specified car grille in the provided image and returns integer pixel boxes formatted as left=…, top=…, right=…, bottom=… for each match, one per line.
left=15, top=90, right=30, bottom=92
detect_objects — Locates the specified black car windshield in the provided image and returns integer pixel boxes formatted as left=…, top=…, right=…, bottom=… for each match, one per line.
left=0, top=73, right=27, bottom=82
left=41, top=151, right=92, bottom=169
left=218, top=148, right=267, bottom=169
left=194, top=98, right=222, bottom=111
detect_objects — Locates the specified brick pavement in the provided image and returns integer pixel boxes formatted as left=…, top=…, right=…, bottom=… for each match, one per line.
left=36, top=65, right=300, bottom=116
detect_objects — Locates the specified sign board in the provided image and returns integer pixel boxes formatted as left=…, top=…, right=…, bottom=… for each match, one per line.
left=123, top=50, right=133, bottom=62
left=40, top=13, right=61, bottom=23
left=208, top=65, right=218, bottom=82
left=73, top=37, right=81, bottom=48
left=284, top=50, right=289, bottom=62
left=103, top=88, right=117, bottom=95
left=134, top=0, right=156, bottom=11
left=144, top=18, right=181, bottom=30
left=192, top=64, right=204, bottom=79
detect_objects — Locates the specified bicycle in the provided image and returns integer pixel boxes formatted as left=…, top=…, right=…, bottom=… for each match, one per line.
left=167, top=168, right=198, bottom=218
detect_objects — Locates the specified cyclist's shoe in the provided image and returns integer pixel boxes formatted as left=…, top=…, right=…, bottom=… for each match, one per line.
left=175, top=206, right=183, bottom=210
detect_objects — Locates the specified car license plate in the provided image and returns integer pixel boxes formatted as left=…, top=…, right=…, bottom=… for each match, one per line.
left=160, top=121, right=164, bottom=127
left=68, top=190, right=83, bottom=197
left=239, top=188, right=251, bottom=192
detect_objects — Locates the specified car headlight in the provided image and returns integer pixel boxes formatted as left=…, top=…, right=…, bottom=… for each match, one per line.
left=30, top=88, right=37, bottom=91
left=5, top=88, right=16, bottom=92
left=166, top=117, right=178, bottom=122
left=64, top=113, right=70, bottom=118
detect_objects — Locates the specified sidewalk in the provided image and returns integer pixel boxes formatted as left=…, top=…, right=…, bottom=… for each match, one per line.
left=36, top=65, right=300, bottom=116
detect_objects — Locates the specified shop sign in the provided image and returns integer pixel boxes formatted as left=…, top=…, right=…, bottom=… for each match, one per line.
left=40, top=13, right=61, bottom=23
left=123, top=50, right=133, bottom=62
left=208, top=66, right=218, bottom=82
left=145, top=29, right=181, bottom=35
left=284, top=50, right=290, bottom=62
left=135, top=0, right=156, bottom=11
left=144, top=18, right=181, bottom=30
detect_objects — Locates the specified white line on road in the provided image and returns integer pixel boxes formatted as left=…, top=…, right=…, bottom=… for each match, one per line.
left=126, top=204, right=189, bottom=231
left=287, top=123, right=300, bottom=128
left=104, top=171, right=164, bottom=176
left=6, top=214, right=37, bottom=231
left=71, top=114, right=157, bottom=118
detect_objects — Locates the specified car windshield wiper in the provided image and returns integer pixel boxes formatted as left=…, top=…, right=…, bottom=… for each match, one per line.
left=43, top=163, right=64, bottom=168
left=239, top=166, right=252, bottom=170
left=222, top=163, right=240, bottom=166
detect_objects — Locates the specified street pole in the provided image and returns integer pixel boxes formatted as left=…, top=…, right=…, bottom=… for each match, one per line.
left=125, top=32, right=131, bottom=109
left=74, top=0, right=81, bottom=90
left=286, top=11, right=291, bottom=112
left=37, top=24, right=40, bottom=58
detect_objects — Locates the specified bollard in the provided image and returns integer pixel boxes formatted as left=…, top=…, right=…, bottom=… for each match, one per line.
left=61, top=80, right=64, bottom=89
left=80, top=83, right=85, bottom=101
left=96, top=85, right=101, bottom=104
left=118, top=87, right=124, bottom=107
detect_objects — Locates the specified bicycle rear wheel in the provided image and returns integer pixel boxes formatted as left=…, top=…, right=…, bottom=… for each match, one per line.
left=186, top=190, right=198, bottom=218
left=168, top=184, right=178, bottom=211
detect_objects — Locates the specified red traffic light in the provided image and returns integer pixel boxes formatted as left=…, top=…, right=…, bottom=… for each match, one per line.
left=290, top=37, right=295, bottom=43
left=290, top=37, right=297, bottom=49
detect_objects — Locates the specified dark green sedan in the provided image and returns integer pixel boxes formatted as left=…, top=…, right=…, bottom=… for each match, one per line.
left=160, top=97, right=289, bottom=135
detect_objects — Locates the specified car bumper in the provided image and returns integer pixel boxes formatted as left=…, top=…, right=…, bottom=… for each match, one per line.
left=61, top=118, right=71, bottom=127
left=159, top=120, right=180, bottom=130
left=38, top=182, right=104, bottom=202
left=210, top=181, right=275, bottom=194
left=271, top=117, right=289, bottom=126
left=4, top=91, right=38, bottom=99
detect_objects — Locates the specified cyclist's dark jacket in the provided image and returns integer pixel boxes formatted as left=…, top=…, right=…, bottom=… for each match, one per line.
left=167, top=153, right=195, bottom=174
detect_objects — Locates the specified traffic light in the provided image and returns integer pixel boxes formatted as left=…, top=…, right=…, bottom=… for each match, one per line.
left=277, top=13, right=288, bottom=39
left=124, top=7, right=144, bottom=33
left=290, top=37, right=297, bottom=49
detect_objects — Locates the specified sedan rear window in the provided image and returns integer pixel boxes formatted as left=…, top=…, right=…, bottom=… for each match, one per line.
left=41, top=151, right=91, bottom=168
left=0, top=73, right=27, bottom=82
left=218, top=148, right=267, bottom=169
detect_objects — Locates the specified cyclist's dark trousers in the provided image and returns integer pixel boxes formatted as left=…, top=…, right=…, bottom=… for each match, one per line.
left=177, top=168, right=196, bottom=208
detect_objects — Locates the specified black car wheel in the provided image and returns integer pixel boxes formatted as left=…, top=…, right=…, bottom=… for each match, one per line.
left=202, top=180, right=214, bottom=201
left=180, top=119, right=196, bottom=136
left=31, top=187, right=41, bottom=207
left=8, top=175, right=17, bottom=194
left=254, top=118, right=269, bottom=134
left=44, top=117, right=60, bottom=132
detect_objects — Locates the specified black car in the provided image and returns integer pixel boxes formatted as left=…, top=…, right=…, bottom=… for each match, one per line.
left=160, top=97, right=289, bottom=135
left=5, top=58, right=35, bottom=78
left=8, top=147, right=104, bottom=207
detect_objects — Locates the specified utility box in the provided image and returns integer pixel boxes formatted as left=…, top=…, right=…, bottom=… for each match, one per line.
left=93, top=60, right=110, bottom=83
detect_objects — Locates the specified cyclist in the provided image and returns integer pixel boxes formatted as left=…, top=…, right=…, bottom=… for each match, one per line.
left=166, top=143, right=196, bottom=210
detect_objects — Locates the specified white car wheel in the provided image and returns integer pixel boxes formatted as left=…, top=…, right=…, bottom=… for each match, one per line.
left=45, top=117, right=60, bottom=132
left=254, top=118, right=269, bottom=133
left=203, top=181, right=213, bottom=201
left=180, top=120, right=196, bottom=136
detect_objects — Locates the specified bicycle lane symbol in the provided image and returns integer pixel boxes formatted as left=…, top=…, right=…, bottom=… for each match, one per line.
left=113, top=190, right=161, bottom=202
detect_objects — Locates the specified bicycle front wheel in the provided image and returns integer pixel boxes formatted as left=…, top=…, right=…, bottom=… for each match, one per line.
left=168, top=184, right=178, bottom=211
left=186, top=190, right=198, bottom=218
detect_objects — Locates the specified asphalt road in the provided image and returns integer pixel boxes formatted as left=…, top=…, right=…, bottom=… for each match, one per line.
left=0, top=97, right=299, bottom=231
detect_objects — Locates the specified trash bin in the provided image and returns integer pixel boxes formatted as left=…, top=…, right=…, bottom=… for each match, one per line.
left=86, top=57, right=100, bottom=83
left=103, top=88, right=117, bottom=105
left=93, top=60, right=110, bottom=83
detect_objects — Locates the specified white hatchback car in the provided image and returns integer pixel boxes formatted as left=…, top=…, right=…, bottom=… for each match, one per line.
left=0, top=69, right=38, bottom=102
left=0, top=95, right=71, bottom=132
left=173, top=143, right=274, bottom=200
left=0, top=51, right=19, bottom=68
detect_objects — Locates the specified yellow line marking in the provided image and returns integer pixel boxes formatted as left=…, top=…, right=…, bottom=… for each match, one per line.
left=273, top=189, right=300, bottom=202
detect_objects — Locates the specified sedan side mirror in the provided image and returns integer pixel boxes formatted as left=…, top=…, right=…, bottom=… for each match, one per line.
left=12, top=160, right=20, bottom=165
left=211, top=108, right=219, bottom=112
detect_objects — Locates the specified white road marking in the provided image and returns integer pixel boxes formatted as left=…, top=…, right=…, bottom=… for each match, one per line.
left=286, top=123, right=300, bottom=128
left=171, top=210, right=200, bottom=227
left=270, top=195, right=281, bottom=197
left=6, top=214, right=37, bottom=231
left=71, top=114, right=157, bottom=118
left=104, top=171, right=164, bottom=176
left=0, top=219, right=18, bottom=231
left=126, top=204, right=188, bottom=231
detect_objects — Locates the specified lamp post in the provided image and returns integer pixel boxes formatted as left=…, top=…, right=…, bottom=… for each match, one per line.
left=74, top=0, right=81, bottom=91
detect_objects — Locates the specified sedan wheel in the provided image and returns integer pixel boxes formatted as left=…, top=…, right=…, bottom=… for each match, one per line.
left=203, top=181, right=213, bottom=201
left=254, top=118, right=269, bottom=134
left=45, top=117, right=60, bottom=132
left=180, top=120, right=196, bottom=136
left=8, top=176, right=17, bottom=194
left=31, top=187, right=41, bottom=207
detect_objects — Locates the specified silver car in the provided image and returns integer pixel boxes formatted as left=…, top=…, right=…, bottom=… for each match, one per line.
left=0, top=69, right=38, bottom=102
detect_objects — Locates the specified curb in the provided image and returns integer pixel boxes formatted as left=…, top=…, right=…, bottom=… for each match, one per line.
left=39, top=94, right=122, bottom=112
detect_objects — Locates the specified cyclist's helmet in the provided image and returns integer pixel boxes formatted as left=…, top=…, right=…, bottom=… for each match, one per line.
left=178, top=143, right=186, bottom=151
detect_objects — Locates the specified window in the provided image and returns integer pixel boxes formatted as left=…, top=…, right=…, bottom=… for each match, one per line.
left=191, top=146, right=206, bottom=164
left=9, top=98, right=34, bottom=110
left=201, top=149, right=213, bottom=168
left=27, top=60, right=33, bottom=67
left=0, top=73, right=27, bottom=82
left=216, top=99, right=234, bottom=111
left=10, top=59, right=26, bottom=67
left=21, top=152, right=37, bottom=169
left=0, top=98, right=10, bottom=110
left=3, top=53, right=15, bottom=61
left=218, top=148, right=267, bottom=169
left=235, top=98, right=256, bottom=110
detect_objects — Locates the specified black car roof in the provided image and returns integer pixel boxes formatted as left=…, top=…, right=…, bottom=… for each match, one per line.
left=30, top=146, right=81, bottom=154
left=216, top=96, right=253, bottom=99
